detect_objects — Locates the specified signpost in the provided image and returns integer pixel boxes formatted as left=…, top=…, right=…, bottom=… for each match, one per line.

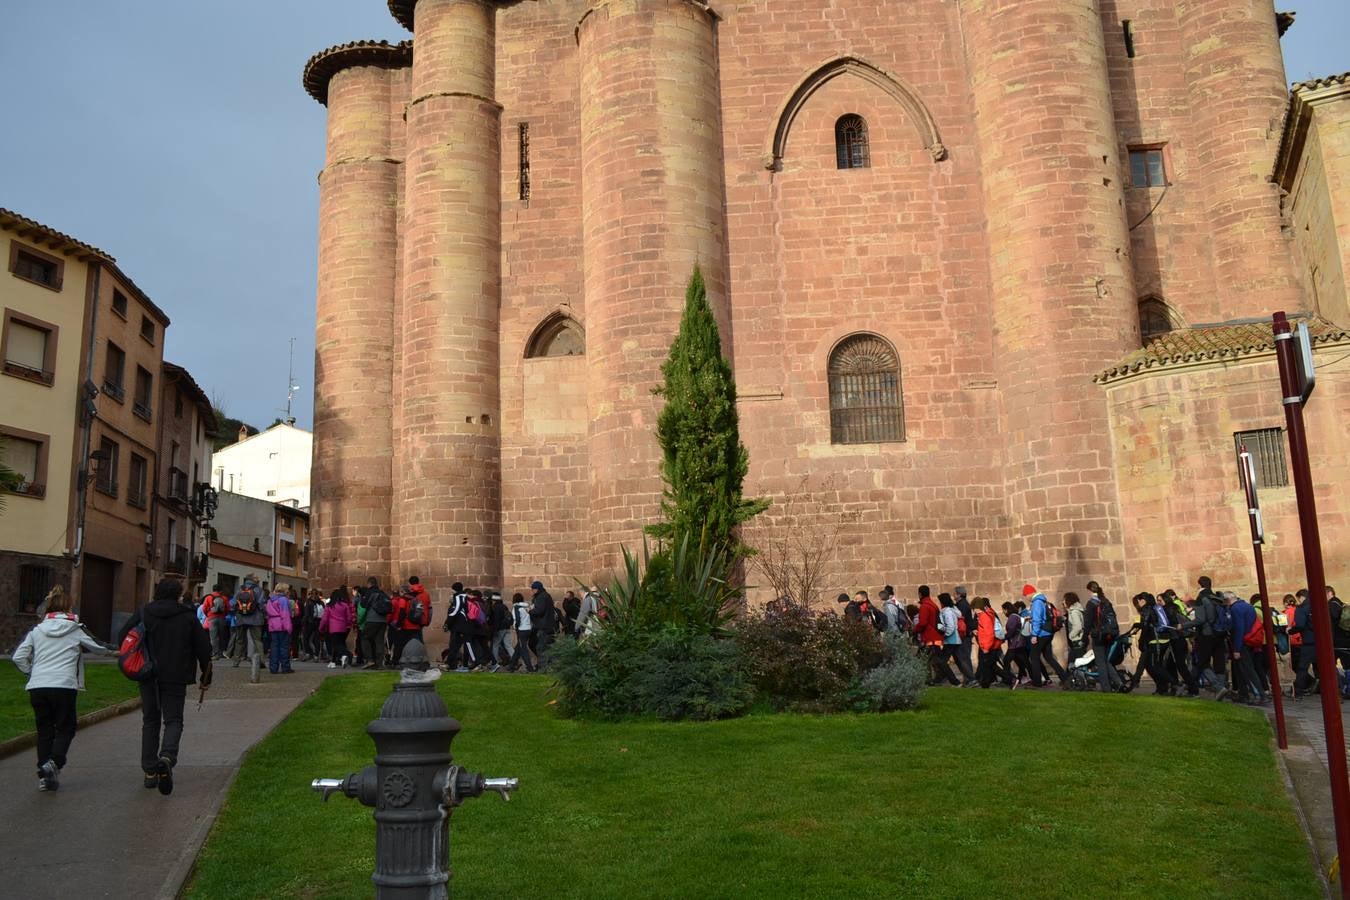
left=1237, top=441, right=1286, bottom=749
left=1272, top=310, right=1350, bottom=899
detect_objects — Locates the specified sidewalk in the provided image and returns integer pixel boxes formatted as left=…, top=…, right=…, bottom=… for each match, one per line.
left=1270, top=693, right=1350, bottom=898
left=0, top=659, right=341, bottom=900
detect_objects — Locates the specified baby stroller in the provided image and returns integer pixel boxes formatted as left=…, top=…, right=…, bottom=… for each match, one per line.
left=1066, top=633, right=1133, bottom=691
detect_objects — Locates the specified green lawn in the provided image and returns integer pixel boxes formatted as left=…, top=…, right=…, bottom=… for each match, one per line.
left=188, top=676, right=1320, bottom=900
left=1, top=662, right=138, bottom=743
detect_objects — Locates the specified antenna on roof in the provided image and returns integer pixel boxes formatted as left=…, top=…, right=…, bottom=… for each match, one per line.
left=284, top=337, right=300, bottom=426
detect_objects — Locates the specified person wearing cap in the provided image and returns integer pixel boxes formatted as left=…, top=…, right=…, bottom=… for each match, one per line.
left=1025, top=584, right=1067, bottom=688
left=529, top=580, right=557, bottom=663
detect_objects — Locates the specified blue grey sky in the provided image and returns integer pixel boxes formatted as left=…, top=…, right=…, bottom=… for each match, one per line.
left=2, top=1, right=1346, bottom=430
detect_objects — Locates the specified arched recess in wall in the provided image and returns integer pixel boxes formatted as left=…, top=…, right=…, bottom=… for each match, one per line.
left=524, top=311, right=585, bottom=358
left=1138, top=296, right=1183, bottom=345
left=762, top=56, right=947, bottom=172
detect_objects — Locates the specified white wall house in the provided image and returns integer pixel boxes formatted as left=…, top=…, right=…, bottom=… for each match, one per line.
left=211, top=422, right=312, bottom=511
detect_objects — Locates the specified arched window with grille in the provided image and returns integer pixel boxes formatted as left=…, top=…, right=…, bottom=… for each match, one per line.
left=1138, top=297, right=1177, bottom=346
left=835, top=114, right=870, bottom=169
left=525, top=313, right=585, bottom=358
left=828, top=333, right=904, bottom=444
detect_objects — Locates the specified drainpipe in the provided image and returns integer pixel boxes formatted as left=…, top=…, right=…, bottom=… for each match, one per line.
left=71, top=263, right=102, bottom=569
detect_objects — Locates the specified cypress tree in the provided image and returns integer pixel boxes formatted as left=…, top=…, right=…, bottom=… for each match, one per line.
left=646, top=266, right=768, bottom=555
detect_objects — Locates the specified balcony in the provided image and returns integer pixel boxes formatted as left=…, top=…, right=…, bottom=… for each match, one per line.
left=164, top=543, right=188, bottom=575
left=127, top=486, right=147, bottom=509
left=3, top=479, right=46, bottom=499
left=102, top=380, right=124, bottom=402
left=133, top=400, right=152, bottom=422
left=168, top=467, right=189, bottom=504
left=190, top=552, right=209, bottom=579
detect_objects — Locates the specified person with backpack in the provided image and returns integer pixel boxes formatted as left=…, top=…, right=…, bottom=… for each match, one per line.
left=509, top=592, right=537, bottom=673
left=320, top=587, right=355, bottom=668
left=301, top=589, right=324, bottom=661
left=229, top=575, right=266, bottom=684
left=1064, top=592, right=1087, bottom=671
left=954, top=586, right=976, bottom=677
left=529, top=580, right=557, bottom=664
left=1001, top=602, right=1029, bottom=687
left=12, top=586, right=115, bottom=791
left=1154, top=591, right=1200, bottom=697
left=1328, top=586, right=1350, bottom=691
left=882, top=587, right=910, bottom=634
left=264, top=584, right=296, bottom=675
left=467, top=589, right=494, bottom=668
left=118, top=578, right=213, bottom=795
left=915, top=586, right=950, bottom=684
left=1289, top=589, right=1317, bottom=698
left=936, top=593, right=972, bottom=686
left=1192, top=576, right=1231, bottom=700
left=1227, top=591, right=1264, bottom=704
left=200, top=585, right=228, bottom=659
left=1025, top=584, right=1067, bottom=688
left=1084, top=581, right=1123, bottom=693
left=575, top=587, right=603, bottom=640
left=442, top=582, right=472, bottom=670
left=973, top=597, right=1006, bottom=688
left=562, top=590, right=581, bottom=638
left=488, top=592, right=513, bottom=669
left=361, top=577, right=392, bottom=670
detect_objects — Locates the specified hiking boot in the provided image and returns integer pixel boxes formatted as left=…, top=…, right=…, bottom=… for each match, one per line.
left=157, top=756, right=174, bottom=796
left=1215, top=687, right=1230, bottom=702
left=327, top=662, right=338, bottom=669
left=144, top=772, right=159, bottom=790
left=38, top=760, right=59, bottom=792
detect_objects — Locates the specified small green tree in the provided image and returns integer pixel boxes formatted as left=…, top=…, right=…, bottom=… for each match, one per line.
left=646, top=266, right=768, bottom=556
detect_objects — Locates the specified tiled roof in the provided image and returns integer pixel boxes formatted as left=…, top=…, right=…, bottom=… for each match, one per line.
left=1094, top=314, right=1350, bottom=383
left=1276, top=11, right=1295, bottom=37
left=0, top=207, right=114, bottom=262
left=1292, top=71, right=1350, bottom=93
left=302, top=40, right=412, bottom=105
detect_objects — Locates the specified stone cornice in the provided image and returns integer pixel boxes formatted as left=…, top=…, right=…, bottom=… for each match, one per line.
left=302, top=39, right=412, bottom=106
left=1273, top=71, right=1350, bottom=190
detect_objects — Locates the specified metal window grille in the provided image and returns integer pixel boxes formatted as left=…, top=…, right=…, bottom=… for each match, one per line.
left=18, top=565, right=53, bottom=612
left=14, top=251, right=57, bottom=286
left=518, top=122, right=531, bottom=203
left=1235, top=428, right=1289, bottom=489
left=1138, top=299, right=1173, bottom=345
left=835, top=115, right=870, bottom=170
left=829, top=334, right=904, bottom=444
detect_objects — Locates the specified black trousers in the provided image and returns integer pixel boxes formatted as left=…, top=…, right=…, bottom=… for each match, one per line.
left=29, top=687, right=78, bottom=769
left=140, top=681, right=187, bottom=773
left=1029, top=637, right=1066, bottom=686
left=448, top=629, right=478, bottom=667
left=361, top=622, right=387, bottom=668
left=1195, top=633, right=1229, bottom=690
left=327, top=629, right=350, bottom=663
left=510, top=630, right=536, bottom=671
left=942, top=644, right=974, bottom=683
left=389, top=628, right=412, bottom=664
left=1167, top=638, right=1198, bottom=692
left=976, top=648, right=1007, bottom=687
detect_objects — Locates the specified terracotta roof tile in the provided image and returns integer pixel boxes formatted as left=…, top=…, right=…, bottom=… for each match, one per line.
left=302, top=39, right=412, bottom=106
left=388, top=0, right=415, bottom=31
left=1292, top=71, right=1350, bottom=93
left=1094, top=314, right=1350, bottom=384
left=0, top=207, right=114, bottom=262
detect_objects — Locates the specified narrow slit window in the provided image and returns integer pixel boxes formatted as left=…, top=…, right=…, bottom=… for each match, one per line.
left=835, top=115, right=870, bottom=170
left=1123, top=20, right=1136, bottom=59
left=518, top=122, right=531, bottom=203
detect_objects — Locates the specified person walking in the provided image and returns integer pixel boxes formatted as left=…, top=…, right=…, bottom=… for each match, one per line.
left=973, top=598, right=1005, bottom=688
left=529, top=581, right=557, bottom=664
left=1002, top=602, right=1030, bottom=687
left=361, top=577, right=392, bottom=670
left=321, top=587, right=354, bottom=668
left=575, top=587, right=602, bottom=640
left=265, top=584, right=296, bottom=675
left=883, top=588, right=910, bottom=634
left=301, top=589, right=323, bottom=661
left=1193, top=576, right=1231, bottom=699
left=1064, top=593, right=1087, bottom=672
left=916, top=586, right=951, bottom=685
left=488, top=592, right=513, bottom=669
left=118, top=578, right=213, bottom=795
left=230, top=575, right=266, bottom=684
left=1228, top=591, right=1263, bottom=704
left=1083, top=582, right=1123, bottom=693
left=1025, top=585, right=1067, bottom=688
left=200, top=585, right=229, bottom=659
left=954, top=586, right=976, bottom=678
left=937, top=593, right=972, bottom=686
left=509, top=592, right=536, bottom=673
left=12, top=586, right=114, bottom=791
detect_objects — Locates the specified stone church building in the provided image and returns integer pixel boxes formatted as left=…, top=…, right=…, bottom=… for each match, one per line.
left=302, top=0, right=1350, bottom=615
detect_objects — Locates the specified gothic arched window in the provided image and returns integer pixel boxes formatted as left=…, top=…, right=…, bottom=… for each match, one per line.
left=828, top=333, right=904, bottom=444
left=835, top=114, right=870, bottom=170
left=1138, top=298, right=1177, bottom=346
left=525, top=313, right=584, bottom=358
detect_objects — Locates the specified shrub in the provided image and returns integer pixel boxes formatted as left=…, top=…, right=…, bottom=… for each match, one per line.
left=587, top=531, right=743, bottom=638
left=736, top=602, right=885, bottom=712
left=857, top=634, right=928, bottom=712
left=551, top=626, right=753, bottom=721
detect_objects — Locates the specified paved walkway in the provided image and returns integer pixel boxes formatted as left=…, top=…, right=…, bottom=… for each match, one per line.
left=1270, top=693, right=1350, bottom=896
left=0, top=659, right=343, bottom=900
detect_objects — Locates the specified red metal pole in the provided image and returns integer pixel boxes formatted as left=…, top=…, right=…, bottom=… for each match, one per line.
left=1239, top=442, right=1288, bottom=749
left=1274, top=310, right=1350, bottom=898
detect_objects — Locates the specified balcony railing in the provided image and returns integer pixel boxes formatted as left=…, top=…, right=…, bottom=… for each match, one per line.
left=127, top=486, right=147, bottom=508
left=190, top=552, right=209, bottom=579
left=102, top=380, right=124, bottom=402
left=168, top=467, right=189, bottom=503
left=95, top=478, right=118, bottom=498
left=164, top=543, right=188, bottom=575
left=133, top=400, right=152, bottom=422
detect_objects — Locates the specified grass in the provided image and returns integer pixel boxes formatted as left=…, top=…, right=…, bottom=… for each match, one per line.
left=188, top=675, right=1321, bottom=900
left=1, top=662, right=139, bottom=743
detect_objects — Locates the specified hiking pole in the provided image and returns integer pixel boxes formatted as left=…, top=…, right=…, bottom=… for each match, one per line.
left=1239, top=442, right=1287, bottom=749
left=1274, top=310, right=1350, bottom=899
left=197, top=685, right=206, bottom=712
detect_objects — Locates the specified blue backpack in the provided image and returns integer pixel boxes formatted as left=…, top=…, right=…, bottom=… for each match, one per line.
left=1214, top=602, right=1233, bottom=634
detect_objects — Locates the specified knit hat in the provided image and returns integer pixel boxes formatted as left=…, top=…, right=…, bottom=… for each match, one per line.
left=531, top=580, right=545, bottom=591
left=1022, top=584, right=1037, bottom=597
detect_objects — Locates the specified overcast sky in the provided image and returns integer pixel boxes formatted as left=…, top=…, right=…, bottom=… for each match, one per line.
left=2, top=1, right=1346, bottom=430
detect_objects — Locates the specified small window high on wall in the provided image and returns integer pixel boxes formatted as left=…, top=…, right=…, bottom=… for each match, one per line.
left=835, top=115, right=870, bottom=170
left=1234, top=428, right=1289, bottom=489
left=1138, top=298, right=1176, bottom=345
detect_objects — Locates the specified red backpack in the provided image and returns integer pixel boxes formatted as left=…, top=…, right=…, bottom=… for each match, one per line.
left=467, top=597, right=487, bottom=625
left=1243, top=617, right=1267, bottom=650
left=118, top=617, right=156, bottom=682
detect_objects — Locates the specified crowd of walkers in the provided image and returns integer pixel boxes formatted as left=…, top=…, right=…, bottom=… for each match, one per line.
left=836, top=577, right=1350, bottom=704
left=190, top=574, right=604, bottom=678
